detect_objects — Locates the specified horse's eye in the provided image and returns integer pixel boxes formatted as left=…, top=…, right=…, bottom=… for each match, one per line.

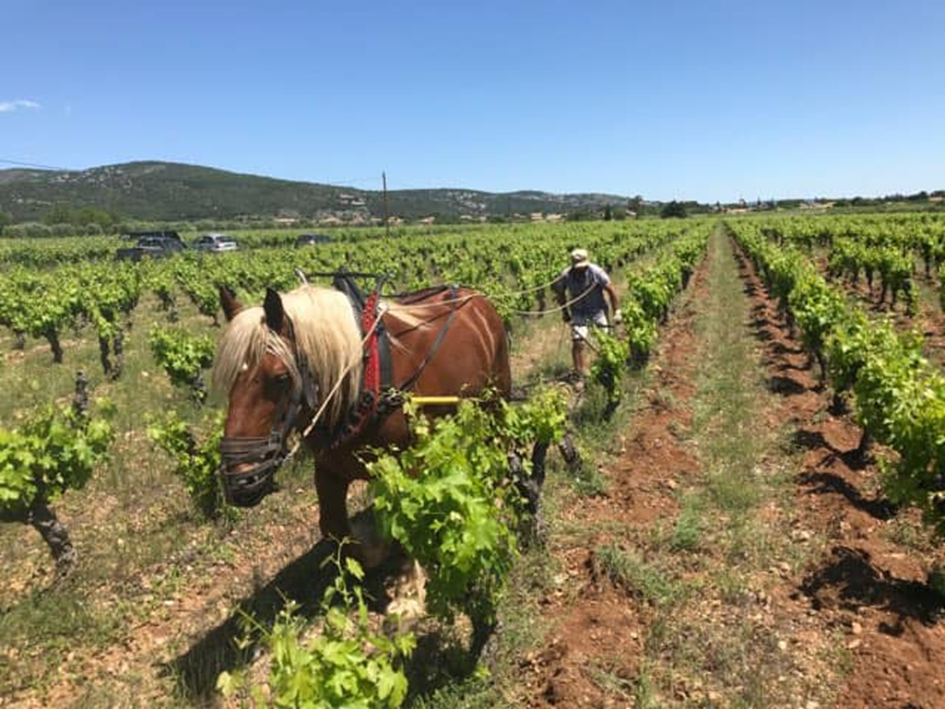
left=264, top=373, right=291, bottom=394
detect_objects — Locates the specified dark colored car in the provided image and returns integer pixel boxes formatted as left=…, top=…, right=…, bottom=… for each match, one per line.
left=295, top=233, right=332, bottom=247
left=116, top=235, right=186, bottom=261
left=119, top=230, right=184, bottom=243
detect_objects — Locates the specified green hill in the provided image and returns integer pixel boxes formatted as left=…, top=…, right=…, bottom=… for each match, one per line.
left=0, top=161, right=628, bottom=222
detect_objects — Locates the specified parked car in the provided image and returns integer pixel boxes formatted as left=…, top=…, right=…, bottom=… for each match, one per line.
left=116, top=235, right=186, bottom=261
left=119, top=230, right=183, bottom=243
left=194, top=233, right=238, bottom=253
left=295, top=233, right=332, bottom=247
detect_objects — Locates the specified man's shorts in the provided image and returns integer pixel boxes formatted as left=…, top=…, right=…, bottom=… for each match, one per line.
left=571, top=311, right=609, bottom=342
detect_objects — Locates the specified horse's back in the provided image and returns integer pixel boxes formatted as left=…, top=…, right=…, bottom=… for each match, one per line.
left=383, top=286, right=510, bottom=398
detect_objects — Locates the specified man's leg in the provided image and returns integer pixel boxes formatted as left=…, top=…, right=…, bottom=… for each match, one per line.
left=571, top=323, right=589, bottom=376
left=572, top=339, right=586, bottom=376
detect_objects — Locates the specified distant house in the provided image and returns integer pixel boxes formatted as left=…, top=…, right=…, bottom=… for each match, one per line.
left=799, top=201, right=834, bottom=211
left=530, top=212, right=544, bottom=222
left=546, top=213, right=565, bottom=222
left=418, top=216, right=436, bottom=225
left=337, top=193, right=365, bottom=207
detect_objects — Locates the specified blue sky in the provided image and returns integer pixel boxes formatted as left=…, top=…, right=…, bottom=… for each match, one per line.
left=2, top=0, right=943, bottom=202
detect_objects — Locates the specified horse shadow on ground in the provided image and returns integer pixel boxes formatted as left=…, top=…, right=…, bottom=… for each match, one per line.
left=799, top=546, right=942, bottom=627
left=164, top=529, right=343, bottom=701
left=164, top=508, right=486, bottom=704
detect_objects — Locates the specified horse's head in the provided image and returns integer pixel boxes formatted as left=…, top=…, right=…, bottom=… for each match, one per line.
left=215, top=286, right=318, bottom=507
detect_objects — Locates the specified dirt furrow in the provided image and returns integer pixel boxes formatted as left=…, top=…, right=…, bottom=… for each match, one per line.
left=735, top=242, right=945, bottom=709
left=519, top=241, right=709, bottom=706
left=524, top=229, right=945, bottom=709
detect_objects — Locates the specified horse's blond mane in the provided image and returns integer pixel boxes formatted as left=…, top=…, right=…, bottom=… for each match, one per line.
left=212, top=285, right=363, bottom=428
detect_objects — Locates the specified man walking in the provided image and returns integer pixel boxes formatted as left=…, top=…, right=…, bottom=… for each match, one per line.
left=552, top=248, right=621, bottom=377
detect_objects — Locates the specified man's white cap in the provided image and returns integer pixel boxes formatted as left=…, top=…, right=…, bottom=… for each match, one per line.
left=570, top=248, right=589, bottom=268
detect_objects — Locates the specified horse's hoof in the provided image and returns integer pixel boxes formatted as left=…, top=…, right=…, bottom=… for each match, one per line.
left=387, top=561, right=427, bottom=627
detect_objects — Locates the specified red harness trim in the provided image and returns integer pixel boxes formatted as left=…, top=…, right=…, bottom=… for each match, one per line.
left=331, top=290, right=382, bottom=448
left=360, top=290, right=382, bottom=416
left=330, top=283, right=463, bottom=449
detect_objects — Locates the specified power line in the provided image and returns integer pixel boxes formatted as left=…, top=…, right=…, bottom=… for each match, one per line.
left=0, top=157, right=72, bottom=171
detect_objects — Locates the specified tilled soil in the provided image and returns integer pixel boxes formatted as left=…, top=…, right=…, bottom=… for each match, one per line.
left=522, top=236, right=945, bottom=708
left=737, top=248, right=945, bottom=708
left=518, top=250, right=707, bottom=707
left=2, top=489, right=330, bottom=707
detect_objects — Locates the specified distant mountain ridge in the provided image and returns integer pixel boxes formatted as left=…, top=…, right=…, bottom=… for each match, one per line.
left=0, top=161, right=628, bottom=222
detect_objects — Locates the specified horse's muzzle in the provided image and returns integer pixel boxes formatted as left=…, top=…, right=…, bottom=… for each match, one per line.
left=221, top=465, right=276, bottom=507
left=219, top=435, right=284, bottom=507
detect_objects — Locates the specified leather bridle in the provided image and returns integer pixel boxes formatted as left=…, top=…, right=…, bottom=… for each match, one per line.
left=219, top=321, right=319, bottom=506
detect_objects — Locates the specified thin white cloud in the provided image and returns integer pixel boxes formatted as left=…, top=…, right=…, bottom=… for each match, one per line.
left=0, top=99, right=41, bottom=113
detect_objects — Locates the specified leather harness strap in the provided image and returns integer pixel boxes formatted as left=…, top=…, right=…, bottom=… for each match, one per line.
left=393, top=284, right=460, bottom=394
left=331, top=279, right=463, bottom=447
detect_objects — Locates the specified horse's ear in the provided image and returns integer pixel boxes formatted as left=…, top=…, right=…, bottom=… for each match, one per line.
left=263, top=288, right=286, bottom=333
left=219, top=284, right=244, bottom=322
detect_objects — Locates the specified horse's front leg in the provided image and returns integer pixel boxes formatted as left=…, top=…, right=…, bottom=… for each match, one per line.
left=314, top=463, right=391, bottom=568
left=314, top=466, right=352, bottom=543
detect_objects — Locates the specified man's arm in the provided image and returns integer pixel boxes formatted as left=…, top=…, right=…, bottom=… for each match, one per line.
left=604, top=282, right=622, bottom=324
left=604, top=282, right=619, bottom=311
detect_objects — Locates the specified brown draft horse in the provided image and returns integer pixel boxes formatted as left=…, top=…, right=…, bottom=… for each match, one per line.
left=212, top=283, right=511, bottom=548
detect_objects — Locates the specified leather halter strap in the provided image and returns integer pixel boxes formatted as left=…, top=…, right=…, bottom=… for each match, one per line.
left=218, top=319, right=318, bottom=506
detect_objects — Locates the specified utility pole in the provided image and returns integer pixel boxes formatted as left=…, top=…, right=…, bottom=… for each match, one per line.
left=382, top=170, right=390, bottom=239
